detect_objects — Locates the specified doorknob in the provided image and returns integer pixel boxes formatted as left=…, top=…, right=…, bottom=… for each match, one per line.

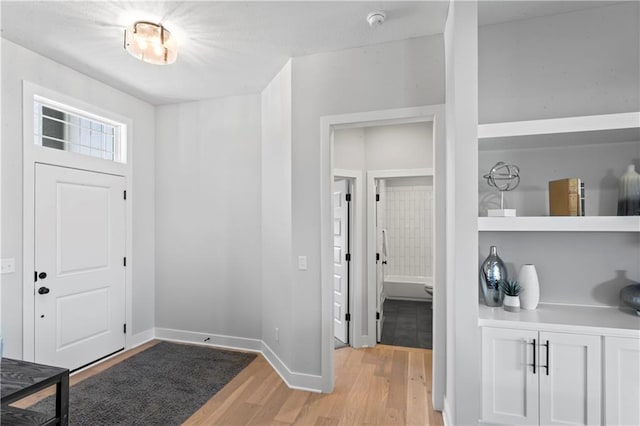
left=38, top=272, right=47, bottom=280
left=38, top=286, right=50, bottom=295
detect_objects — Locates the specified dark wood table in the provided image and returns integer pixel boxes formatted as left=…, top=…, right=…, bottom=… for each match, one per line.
left=1, top=358, right=69, bottom=425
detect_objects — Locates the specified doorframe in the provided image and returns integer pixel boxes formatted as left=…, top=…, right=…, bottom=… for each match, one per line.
left=320, top=104, right=446, bottom=409
left=21, top=81, right=134, bottom=362
left=333, top=169, right=364, bottom=348
left=367, top=168, right=433, bottom=347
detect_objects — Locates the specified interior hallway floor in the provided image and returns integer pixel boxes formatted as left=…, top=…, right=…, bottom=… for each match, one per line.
left=380, top=299, right=433, bottom=349
left=15, top=340, right=444, bottom=425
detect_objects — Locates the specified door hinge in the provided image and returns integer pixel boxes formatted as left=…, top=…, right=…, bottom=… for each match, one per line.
left=345, top=193, right=351, bottom=202
left=345, top=313, right=351, bottom=322
left=376, top=312, right=380, bottom=320
left=345, top=253, right=351, bottom=262
left=123, top=257, right=127, bottom=267
left=123, top=190, right=127, bottom=200
left=376, top=194, right=380, bottom=202
left=376, top=253, right=380, bottom=262
left=123, top=323, right=127, bottom=334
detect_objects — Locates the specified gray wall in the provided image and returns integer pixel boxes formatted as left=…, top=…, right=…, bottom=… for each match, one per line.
left=290, top=34, right=445, bottom=375
left=479, top=2, right=639, bottom=124
left=154, top=95, right=262, bottom=339
left=1, top=39, right=156, bottom=357
left=261, top=61, right=294, bottom=364
left=478, top=2, right=640, bottom=309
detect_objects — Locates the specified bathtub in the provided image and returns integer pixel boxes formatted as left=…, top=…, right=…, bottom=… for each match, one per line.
left=383, top=275, right=433, bottom=301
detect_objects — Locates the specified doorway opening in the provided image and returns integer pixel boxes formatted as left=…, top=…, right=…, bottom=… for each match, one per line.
left=320, top=105, right=445, bottom=409
left=372, top=174, right=433, bottom=350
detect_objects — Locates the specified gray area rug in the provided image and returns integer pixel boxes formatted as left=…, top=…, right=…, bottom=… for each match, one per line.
left=29, top=341, right=256, bottom=425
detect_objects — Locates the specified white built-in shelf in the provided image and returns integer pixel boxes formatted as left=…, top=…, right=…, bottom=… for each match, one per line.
left=478, top=112, right=640, bottom=150
left=479, top=303, right=640, bottom=338
left=478, top=216, right=640, bottom=232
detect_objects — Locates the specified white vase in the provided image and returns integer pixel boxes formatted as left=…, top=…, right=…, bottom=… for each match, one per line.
left=503, top=295, right=520, bottom=312
left=518, top=264, right=540, bottom=310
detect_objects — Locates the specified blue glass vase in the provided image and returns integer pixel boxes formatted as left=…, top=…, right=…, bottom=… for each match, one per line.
left=480, top=246, right=507, bottom=307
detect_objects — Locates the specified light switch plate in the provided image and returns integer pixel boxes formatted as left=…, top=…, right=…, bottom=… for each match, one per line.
left=1, top=258, right=16, bottom=274
left=298, top=256, right=308, bottom=271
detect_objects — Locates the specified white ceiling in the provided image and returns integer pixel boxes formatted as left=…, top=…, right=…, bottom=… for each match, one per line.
left=1, top=1, right=620, bottom=106
left=1, top=1, right=450, bottom=105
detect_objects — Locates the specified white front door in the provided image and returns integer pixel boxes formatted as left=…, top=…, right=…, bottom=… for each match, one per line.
left=333, top=179, right=349, bottom=344
left=34, top=163, right=126, bottom=370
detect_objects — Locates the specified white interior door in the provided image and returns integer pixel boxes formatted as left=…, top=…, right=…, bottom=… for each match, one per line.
left=35, top=163, right=126, bottom=370
left=333, top=179, right=349, bottom=344
left=375, top=180, right=385, bottom=342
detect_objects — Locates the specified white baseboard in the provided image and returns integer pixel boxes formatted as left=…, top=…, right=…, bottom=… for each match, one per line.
left=154, top=327, right=262, bottom=352
left=127, top=328, right=155, bottom=349
left=153, top=328, right=324, bottom=393
left=260, top=341, right=323, bottom=393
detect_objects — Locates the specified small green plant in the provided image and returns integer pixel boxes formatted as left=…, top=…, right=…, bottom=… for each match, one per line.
left=499, top=279, right=521, bottom=296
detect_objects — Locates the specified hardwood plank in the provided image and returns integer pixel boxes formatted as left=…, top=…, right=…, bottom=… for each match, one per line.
left=214, top=401, right=261, bottom=426
left=273, top=390, right=311, bottom=424
left=315, top=416, right=340, bottom=426
left=246, top=381, right=293, bottom=425
left=362, top=375, right=389, bottom=425
left=386, top=349, right=408, bottom=423
left=406, top=351, right=428, bottom=425
left=244, top=364, right=283, bottom=405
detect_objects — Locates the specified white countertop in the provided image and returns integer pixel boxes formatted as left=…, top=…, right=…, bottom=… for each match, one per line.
left=478, top=303, right=640, bottom=338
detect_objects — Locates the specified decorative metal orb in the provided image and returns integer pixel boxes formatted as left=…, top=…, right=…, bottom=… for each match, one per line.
left=483, top=162, right=521, bottom=192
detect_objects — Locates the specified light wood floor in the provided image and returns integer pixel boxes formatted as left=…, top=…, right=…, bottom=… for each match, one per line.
left=14, top=341, right=444, bottom=425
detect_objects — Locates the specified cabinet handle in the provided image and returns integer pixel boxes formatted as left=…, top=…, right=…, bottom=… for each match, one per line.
left=528, top=339, right=536, bottom=374
left=542, top=340, right=550, bottom=376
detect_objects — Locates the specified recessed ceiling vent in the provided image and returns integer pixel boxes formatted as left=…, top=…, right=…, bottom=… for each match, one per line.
left=366, top=11, right=386, bottom=28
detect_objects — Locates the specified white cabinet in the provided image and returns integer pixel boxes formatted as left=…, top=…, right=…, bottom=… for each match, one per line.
left=482, top=327, right=539, bottom=425
left=539, top=332, right=601, bottom=426
left=482, top=327, right=602, bottom=426
left=604, top=337, right=640, bottom=425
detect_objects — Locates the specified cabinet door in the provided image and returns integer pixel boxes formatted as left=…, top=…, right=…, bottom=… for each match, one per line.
left=604, top=336, right=640, bottom=426
left=539, top=332, right=601, bottom=426
left=482, top=327, right=539, bottom=425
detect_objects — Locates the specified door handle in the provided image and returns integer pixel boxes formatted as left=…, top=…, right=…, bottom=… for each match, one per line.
left=542, top=340, right=550, bottom=376
left=528, top=339, right=536, bottom=374
left=38, top=286, right=50, bottom=295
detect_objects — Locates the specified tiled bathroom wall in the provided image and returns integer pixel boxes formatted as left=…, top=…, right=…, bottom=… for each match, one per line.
left=383, top=177, right=433, bottom=278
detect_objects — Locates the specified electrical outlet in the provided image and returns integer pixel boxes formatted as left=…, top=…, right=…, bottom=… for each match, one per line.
left=1, top=258, right=15, bottom=274
left=275, top=327, right=279, bottom=342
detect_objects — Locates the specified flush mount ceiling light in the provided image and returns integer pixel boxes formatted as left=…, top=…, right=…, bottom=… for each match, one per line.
left=124, top=21, right=177, bottom=65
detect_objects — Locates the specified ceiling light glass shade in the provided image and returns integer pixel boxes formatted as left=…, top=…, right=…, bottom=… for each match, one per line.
left=124, top=21, right=177, bottom=65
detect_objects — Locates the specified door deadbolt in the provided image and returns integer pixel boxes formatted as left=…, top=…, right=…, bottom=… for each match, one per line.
left=38, top=272, right=47, bottom=280
left=38, top=286, right=50, bottom=295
